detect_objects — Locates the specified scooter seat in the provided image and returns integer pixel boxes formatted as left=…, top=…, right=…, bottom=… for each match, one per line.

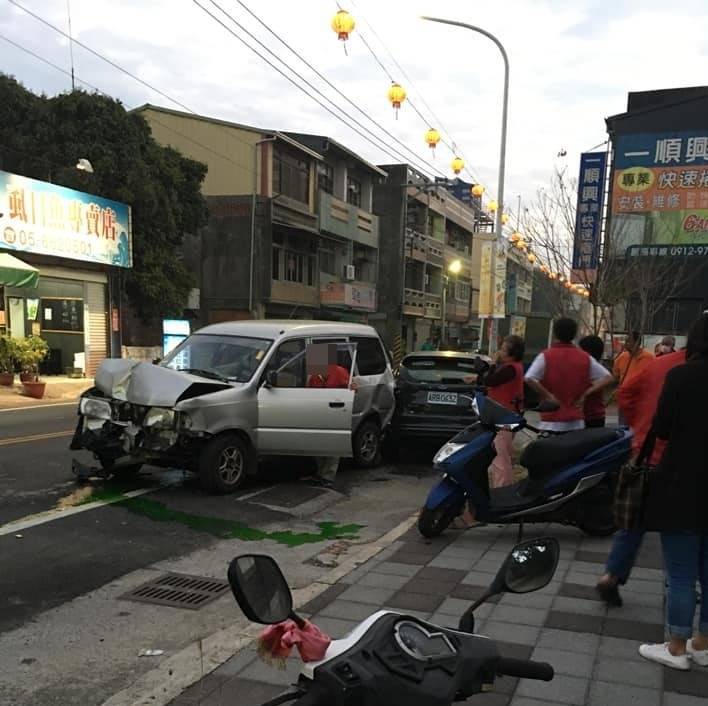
left=521, top=428, right=620, bottom=483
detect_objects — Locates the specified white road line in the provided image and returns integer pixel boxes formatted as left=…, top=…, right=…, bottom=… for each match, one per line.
left=0, top=401, right=78, bottom=413
left=0, top=487, right=155, bottom=537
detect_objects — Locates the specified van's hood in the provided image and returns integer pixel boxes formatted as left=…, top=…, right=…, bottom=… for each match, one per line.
left=94, top=360, right=230, bottom=407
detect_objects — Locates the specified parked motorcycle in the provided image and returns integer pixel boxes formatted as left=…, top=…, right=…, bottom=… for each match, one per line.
left=418, top=392, right=632, bottom=539
left=228, top=536, right=560, bottom=705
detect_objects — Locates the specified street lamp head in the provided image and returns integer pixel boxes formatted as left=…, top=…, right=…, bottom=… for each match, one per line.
left=448, top=259, right=462, bottom=275
left=76, top=158, right=94, bottom=173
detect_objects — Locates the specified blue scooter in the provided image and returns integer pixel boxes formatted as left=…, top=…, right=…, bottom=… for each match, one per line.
left=419, top=392, right=632, bottom=539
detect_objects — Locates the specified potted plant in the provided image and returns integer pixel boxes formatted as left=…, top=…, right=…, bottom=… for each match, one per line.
left=17, top=335, right=49, bottom=399
left=0, top=335, right=17, bottom=386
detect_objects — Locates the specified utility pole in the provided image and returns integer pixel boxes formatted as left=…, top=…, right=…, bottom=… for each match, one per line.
left=67, top=0, right=76, bottom=91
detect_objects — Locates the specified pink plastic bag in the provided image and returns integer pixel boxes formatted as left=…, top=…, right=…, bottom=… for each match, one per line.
left=257, top=620, right=331, bottom=668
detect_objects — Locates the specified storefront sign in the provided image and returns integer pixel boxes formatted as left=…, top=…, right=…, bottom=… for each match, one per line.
left=610, top=131, right=708, bottom=252
left=506, top=272, right=517, bottom=313
left=0, top=170, right=132, bottom=267
left=478, top=241, right=493, bottom=318
left=492, top=244, right=507, bottom=319
left=320, top=282, right=376, bottom=311
left=572, top=151, right=607, bottom=281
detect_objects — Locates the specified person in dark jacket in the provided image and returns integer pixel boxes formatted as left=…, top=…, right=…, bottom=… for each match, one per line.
left=639, top=313, right=708, bottom=670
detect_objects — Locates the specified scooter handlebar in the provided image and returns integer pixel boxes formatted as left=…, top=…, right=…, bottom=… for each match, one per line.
left=496, top=657, right=555, bottom=682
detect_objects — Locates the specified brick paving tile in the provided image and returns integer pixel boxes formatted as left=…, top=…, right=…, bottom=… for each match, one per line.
left=386, top=550, right=427, bottom=565
left=594, top=656, right=663, bottom=689
left=319, top=599, right=380, bottom=622
left=299, top=582, right=348, bottom=614
left=598, top=635, right=650, bottom=662
left=386, top=589, right=445, bottom=613
left=663, top=692, right=708, bottom=706
left=171, top=674, right=230, bottom=704
left=662, top=665, right=708, bottom=698
left=337, top=584, right=397, bottom=605
left=575, top=549, right=609, bottom=564
left=587, top=680, right=661, bottom=706
left=531, top=646, right=595, bottom=678
left=515, top=674, right=589, bottom=705
left=204, top=678, right=283, bottom=706
left=450, top=582, right=502, bottom=603
left=545, top=610, right=604, bottom=634
left=370, top=561, right=421, bottom=577
left=356, top=571, right=410, bottom=590
left=398, top=577, right=460, bottom=596
left=490, top=604, right=549, bottom=627
left=536, top=628, right=601, bottom=654
left=467, top=693, right=511, bottom=705
left=558, top=581, right=604, bottom=602
left=414, top=566, right=467, bottom=583
left=602, top=616, right=664, bottom=642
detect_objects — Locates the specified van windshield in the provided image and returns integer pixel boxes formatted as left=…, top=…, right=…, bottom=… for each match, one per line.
left=161, top=334, right=273, bottom=382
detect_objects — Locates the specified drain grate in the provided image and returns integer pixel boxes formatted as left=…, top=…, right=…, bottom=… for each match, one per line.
left=120, top=572, right=230, bottom=610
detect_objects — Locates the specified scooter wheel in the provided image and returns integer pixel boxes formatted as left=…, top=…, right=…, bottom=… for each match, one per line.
left=576, top=486, right=617, bottom=536
left=418, top=504, right=459, bottom=538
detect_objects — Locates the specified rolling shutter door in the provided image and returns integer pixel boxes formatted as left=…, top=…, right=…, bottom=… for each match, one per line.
left=86, top=282, right=108, bottom=376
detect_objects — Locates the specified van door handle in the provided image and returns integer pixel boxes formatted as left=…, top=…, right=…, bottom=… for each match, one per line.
left=329, top=402, right=345, bottom=408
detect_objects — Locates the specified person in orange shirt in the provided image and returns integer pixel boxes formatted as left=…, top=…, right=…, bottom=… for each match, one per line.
left=613, top=331, right=654, bottom=389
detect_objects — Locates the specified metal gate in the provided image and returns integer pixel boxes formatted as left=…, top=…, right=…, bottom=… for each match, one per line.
left=86, top=282, right=108, bottom=376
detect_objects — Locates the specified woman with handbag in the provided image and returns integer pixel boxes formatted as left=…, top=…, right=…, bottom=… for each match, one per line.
left=639, top=313, right=708, bottom=670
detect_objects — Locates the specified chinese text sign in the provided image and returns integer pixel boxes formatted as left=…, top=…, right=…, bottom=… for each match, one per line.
left=572, top=152, right=607, bottom=281
left=610, top=131, right=708, bottom=251
left=0, top=170, right=132, bottom=268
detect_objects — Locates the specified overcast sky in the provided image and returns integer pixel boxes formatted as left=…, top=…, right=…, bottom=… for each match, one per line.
left=2, top=0, right=708, bottom=214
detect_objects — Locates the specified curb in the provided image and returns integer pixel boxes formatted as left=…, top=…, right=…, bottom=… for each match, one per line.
left=101, top=513, right=417, bottom=706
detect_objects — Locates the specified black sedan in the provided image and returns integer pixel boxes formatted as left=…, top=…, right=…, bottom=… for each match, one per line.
left=384, top=351, right=490, bottom=455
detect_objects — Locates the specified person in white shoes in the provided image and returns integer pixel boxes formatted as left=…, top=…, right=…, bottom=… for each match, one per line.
left=638, top=313, right=708, bottom=671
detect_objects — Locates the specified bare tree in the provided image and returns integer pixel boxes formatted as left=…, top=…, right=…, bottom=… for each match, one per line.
left=521, top=167, right=696, bottom=343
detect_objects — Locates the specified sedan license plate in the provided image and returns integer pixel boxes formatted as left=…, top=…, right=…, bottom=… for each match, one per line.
left=427, top=391, right=458, bottom=405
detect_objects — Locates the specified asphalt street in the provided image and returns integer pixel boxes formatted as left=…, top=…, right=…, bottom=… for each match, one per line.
left=0, top=402, right=439, bottom=653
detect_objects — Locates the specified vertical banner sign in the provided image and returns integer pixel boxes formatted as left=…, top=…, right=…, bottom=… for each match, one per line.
left=572, top=151, right=607, bottom=282
left=492, top=243, right=507, bottom=319
left=506, top=271, right=517, bottom=314
left=611, top=131, right=708, bottom=256
left=478, top=241, right=493, bottom=318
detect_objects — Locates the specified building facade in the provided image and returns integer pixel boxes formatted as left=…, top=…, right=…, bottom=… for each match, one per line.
left=374, top=165, right=483, bottom=353
left=605, top=86, right=708, bottom=339
left=0, top=170, right=129, bottom=375
left=137, top=105, right=384, bottom=325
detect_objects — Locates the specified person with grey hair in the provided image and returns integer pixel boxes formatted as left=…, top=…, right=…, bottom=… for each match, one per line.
left=657, top=335, right=676, bottom=357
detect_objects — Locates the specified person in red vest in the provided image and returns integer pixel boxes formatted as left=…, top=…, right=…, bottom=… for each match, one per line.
left=525, top=318, right=613, bottom=433
left=595, top=346, right=687, bottom=607
left=486, top=335, right=525, bottom=487
left=578, top=335, right=607, bottom=427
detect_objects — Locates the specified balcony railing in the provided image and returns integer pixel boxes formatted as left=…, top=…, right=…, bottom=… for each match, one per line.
left=402, top=288, right=425, bottom=317
left=319, top=191, right=379, bottom=248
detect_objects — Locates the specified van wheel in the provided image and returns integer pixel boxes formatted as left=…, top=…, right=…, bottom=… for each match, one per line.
left=199, top=434, right=252, bottom=494
left=352, top=420, right=381, bottom=468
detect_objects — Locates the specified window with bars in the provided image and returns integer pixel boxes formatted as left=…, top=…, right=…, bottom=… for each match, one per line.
left=317, top=163, right=334, bottom=195
left=347, top=176, right=362, bottom=207
left=272, top=248, right=316, bottom=286
left=273, top=147, right=310, bottom=204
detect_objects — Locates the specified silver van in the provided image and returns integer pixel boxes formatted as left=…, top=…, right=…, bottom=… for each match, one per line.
left=71, top=321, right=395, bottom=492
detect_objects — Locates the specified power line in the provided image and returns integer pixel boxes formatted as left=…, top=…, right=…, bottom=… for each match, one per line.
left=196, top=0, right=443, bottom=178
left=228, top=0, right=444, bottom=178
left=7, top=0, right=261, bottom=174
left=347, top=0, right=492, bottom=198
left=0, top=33, right=257, bottom=179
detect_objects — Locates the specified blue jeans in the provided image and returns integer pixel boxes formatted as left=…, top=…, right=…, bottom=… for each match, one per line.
left=606, top=529, right=644, bottom=584
left=661, top=531, right=708, bottom=640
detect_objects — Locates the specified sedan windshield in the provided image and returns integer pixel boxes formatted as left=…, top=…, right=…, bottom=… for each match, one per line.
left=400, top=356, right=478, bottom=384
left=161, top=334, right=273, bottom=382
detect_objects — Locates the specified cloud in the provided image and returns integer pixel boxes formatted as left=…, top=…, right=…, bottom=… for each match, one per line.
left=1, top=0, right=707, bottom=214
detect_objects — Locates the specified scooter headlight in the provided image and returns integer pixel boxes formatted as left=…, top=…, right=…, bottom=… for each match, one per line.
left=433, top=442, right=465, bottom=465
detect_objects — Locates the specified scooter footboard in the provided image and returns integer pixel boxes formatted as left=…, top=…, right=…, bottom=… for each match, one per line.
left=424, top=476, right=464, bottom=511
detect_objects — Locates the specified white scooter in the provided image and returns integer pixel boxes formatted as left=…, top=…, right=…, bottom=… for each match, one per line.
left=227, top=537, right=559, bottom=705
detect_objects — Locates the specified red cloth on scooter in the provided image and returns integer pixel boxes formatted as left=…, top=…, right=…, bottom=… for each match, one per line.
left=488, top=361, right=524, bottom=411
left=257, top=620, right=331, bottom=665
left=539, top=343, right=591, bottom=423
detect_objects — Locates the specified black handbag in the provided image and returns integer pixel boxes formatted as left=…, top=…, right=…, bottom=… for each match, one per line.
left=613, top=427, right=657, bottom=530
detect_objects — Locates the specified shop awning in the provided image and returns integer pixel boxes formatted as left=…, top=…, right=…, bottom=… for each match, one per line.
left=0, top=253, right=39, bottom=288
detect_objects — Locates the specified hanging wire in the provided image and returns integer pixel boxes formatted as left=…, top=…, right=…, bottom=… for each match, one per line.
left=228, top=0, right=447, bottom=178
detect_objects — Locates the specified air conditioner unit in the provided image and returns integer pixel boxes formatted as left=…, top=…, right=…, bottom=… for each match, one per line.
left=345, top=264, right=356, bottom=280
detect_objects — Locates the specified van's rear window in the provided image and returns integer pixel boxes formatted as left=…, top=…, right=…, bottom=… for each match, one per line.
left=401, top=357, right=476, bottom=383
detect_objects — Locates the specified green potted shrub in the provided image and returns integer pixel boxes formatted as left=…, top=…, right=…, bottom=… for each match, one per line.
left=0, top=335, right=17, bottom=386
left=17, top=335, right=49, bottom=399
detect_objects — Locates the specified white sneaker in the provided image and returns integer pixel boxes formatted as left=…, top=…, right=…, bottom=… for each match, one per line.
left=687, top=639, right=708, bottom=666
left=639, top=642, right=690, bottom=670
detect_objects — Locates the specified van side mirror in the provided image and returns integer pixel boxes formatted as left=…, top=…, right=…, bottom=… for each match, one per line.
left=262, top=370, right=278, bottom=388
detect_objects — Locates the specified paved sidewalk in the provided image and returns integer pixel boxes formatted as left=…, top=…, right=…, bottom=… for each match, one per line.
left=169, top=524, right=708, bottom=706
left=0, top=375, right=91, bottom=408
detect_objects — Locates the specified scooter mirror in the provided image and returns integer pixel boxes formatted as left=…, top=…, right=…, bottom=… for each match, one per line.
left=228, top=554, right=293, bottom=624
left=495, top=537, right=560, bottom=594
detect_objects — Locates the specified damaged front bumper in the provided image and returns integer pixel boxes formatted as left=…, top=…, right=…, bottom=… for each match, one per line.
left=70, top=393, right=209, bottom=470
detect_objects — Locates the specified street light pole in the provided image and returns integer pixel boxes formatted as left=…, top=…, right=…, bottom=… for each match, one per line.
left=422, top=17, right=509, bottom=357
left=421, top=17, right=510, bottom=243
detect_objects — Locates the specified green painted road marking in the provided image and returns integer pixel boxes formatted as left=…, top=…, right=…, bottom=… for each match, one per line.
left=116, top=496, right=363, bottom=547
